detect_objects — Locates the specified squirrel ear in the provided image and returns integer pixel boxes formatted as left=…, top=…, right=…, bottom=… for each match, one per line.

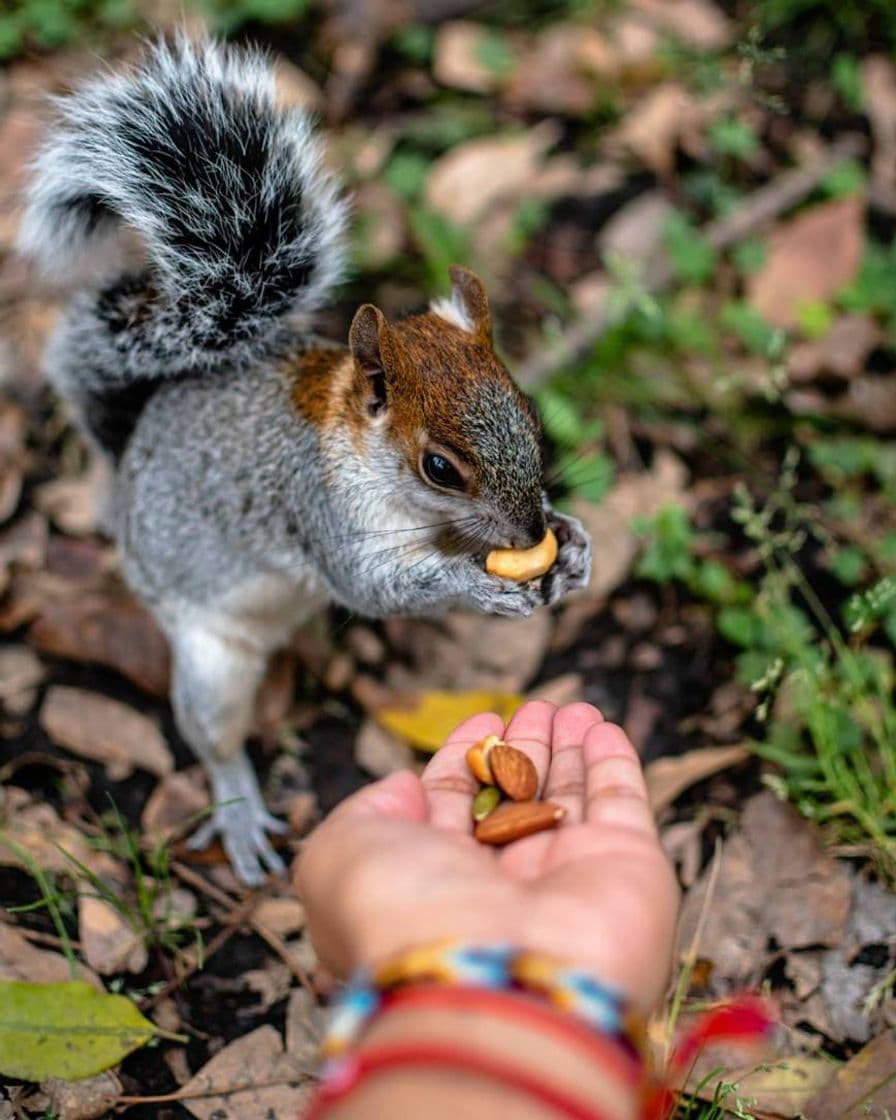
left=349, top=303, right=390, bottom=416
left=448, top=264, right=492, bottom=341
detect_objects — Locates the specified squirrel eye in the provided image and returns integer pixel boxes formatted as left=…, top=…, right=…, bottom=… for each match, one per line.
left=421, top=451, right=465, bottom=492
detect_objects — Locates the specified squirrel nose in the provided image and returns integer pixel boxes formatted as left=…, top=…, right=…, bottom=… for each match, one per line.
left=513, top=511, right=546, bottom=549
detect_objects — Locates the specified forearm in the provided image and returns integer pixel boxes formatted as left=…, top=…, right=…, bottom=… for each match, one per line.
left=318, top=998, right=640, bottom=1120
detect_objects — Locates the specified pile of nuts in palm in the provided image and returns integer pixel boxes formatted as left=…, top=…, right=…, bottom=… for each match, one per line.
left=466, top=735, right=565, bottom=845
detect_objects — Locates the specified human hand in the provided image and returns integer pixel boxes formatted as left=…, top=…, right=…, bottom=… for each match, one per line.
left=293, top=701, right=679, bottom=1011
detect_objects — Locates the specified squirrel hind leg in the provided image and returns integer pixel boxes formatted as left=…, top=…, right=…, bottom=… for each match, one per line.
left=169, top=619, right=287, bottom=885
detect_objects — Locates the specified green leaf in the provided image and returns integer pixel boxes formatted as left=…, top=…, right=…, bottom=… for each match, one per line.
left=708, top=116, right=758, bottom=160
left=474, top=28, right=516, bottom=78
left=384, top=151, right=430, bottom=201
left=0, top=980, right=157, bottom=1081
left=662, top=212, right=717, bottom=285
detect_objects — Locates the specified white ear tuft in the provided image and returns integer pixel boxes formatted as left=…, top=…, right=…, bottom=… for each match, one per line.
left=429, top=291, right=475, bottom=333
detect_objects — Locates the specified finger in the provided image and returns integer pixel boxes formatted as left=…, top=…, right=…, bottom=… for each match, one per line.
left=421, top=711, right=504, bottom=832
left=503, top=700, right=556, bottom=797
left=543, top=702, right=604, bottom=824
left=583, top=722, right=657, bottom=836
left=334, top=769, right=429, bottom=823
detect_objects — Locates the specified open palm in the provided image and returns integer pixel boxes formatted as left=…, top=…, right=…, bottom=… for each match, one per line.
left=295, top=701, right=679, bottom=1012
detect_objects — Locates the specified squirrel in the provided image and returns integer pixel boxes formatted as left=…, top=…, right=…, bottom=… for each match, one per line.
left=19, top=37, right=593, bottom=884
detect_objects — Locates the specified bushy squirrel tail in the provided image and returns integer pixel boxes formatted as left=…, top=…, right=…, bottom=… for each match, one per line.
left=19, top=36, right=348, bottom=372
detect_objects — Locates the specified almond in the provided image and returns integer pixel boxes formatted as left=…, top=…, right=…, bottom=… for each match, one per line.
left=465, top=733, right=502, bottom=784
left=474, top=800, right=565, bottom=845
left=489, top=744, right=538, bottom=801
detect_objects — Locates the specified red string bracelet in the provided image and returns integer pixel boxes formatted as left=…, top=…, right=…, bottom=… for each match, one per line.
left=380, top=985, right=642, bottom=1087
left=304, top=1039, right=615, bottom=1120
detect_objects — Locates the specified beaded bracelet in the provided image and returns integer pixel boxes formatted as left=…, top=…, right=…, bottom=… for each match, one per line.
left=320, top=939, right=643, bottom=1061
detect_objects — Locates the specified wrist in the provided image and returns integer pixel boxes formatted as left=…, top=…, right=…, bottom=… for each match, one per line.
left=314, top=990, right=642, bottom=1120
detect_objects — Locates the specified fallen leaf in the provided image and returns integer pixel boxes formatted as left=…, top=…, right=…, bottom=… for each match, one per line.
left=803, top=1035, right=896, bottom=1120
left=285, top=987, right=321, bottom=1066
left=28, top=591, right=170, bottom=696
left=598, top=189, right=673, bottom=268
left=788, top=374, right=896, bottom=433
left=677, top=792, right=852, bottom=988
left=0, top=980, right=157, bottom=1081
left=355, top=717, right=416, bottom=775
left=33, top=464, right=104, bottom=537
left=788, top=313, right=882, bottom=382
left=425, top=122, right=560, bottom=226
left=375, top=689, right=524, bottom=752
left=0, top=397, right=27, bottom=524
left=0, top=786, right=93, bottom=873
left=253, top=897, right=307, bottom=940
left=40, top=1072, right=122, bottom=1120
left=384, top=609, right=553, bottom=694
left=274, top=59, right=323, bottom=111
left=862, top=56, right=896, bottom=199
left=0, top=645, right=45, bottom=713
left=631, top=0, right=732, bottom=50
left=0, top=923, right=101, bottom=988
left=609, top=82, right=698, bottom=175
left=506, top=24, right=618, bottom=115
left=686, top=1054, right=834, bottom=1118
left=40, top=686, right=173, bottom=781
left=747, top=196, right=864, bottom=328
left=78, top=896, right=148, bottom=977
left=432, top=22, right=510, bottom=93
left=179, top=1024, right=313, bottom=1119
left=528, top=673, right=584, bottom=707
left=0, top=511, right=47, bottom=571
left=141, top=768, right=209, bottom=844
left=645, top=744, right=750, bottom=813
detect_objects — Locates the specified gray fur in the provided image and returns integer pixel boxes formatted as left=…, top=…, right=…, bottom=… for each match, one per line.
left=24, top=39, right=592, bottom=884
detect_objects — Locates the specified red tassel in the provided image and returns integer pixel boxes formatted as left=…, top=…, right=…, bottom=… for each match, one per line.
left=643, top=997, right=777, bottom=1120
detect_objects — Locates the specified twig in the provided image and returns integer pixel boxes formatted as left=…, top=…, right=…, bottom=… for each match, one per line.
left=516, top=135, right=866, bottom=388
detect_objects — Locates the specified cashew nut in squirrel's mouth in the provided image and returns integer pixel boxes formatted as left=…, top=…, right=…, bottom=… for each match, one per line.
left=486, top=528, right=558, bottom=582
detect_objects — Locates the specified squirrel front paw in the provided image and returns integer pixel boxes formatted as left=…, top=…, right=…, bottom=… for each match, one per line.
left=540, top=509, right=592, bottom=605
left=467, top=567, right=543, bottom=618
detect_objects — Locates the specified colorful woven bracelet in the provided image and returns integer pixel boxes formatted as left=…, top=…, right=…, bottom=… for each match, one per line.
left=321, top=939, right=642, bottom=1062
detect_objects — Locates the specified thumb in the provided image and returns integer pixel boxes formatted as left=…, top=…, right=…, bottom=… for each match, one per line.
left=337, top=769, right=428, bottom=823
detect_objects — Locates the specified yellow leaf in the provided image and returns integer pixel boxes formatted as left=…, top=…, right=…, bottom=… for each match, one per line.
left=0, top=980, right=157, bottom=1081
left=376, top=689, right=524, bottom=752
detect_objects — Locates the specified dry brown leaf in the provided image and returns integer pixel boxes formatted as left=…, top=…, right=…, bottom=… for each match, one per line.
left=0, top=510, right=48, bottom=571
left=506, top=24, right=618, bottom=115
left=803, top=1035, right=896, bottom=1120
left=0, top=785, right=93, bottom=873
left=685, top=1052, right=833, bottom=1118
left=528, top=673, right=584, bottom=707
left=862, top=56, right=896, bottom=198
left=385, top=608, right=553, bottom=695
left=355, top=717, right=416, bottom=776
left=353, top=181, right=406, bottom=268
left=39, top=685, right=173, bottom=780
left=609, top=82, right=697, bottom=175
left=598, top=190, right=673, bottom=267
left=40, top=1072, right=123, bottom=1120
left=425, top=122, right=560, bottom=226
left=432, top=21, right=509, bottom=93
left=141, top=768, right=209, bottom=843
left=0, top=922, right=102, bottom=988
left=253, top=897, right=307, bottom=940
left=0, top=644, right=45, bottom=713
left=788, top=374, right=896, bottom=433
left=677, top=792, right=851, bottom=988
left=747, top=196, right=864, bottom=328
left=179, top=1025, right=314, bottom=1119
left=554, top=450, right=690, bottom=648
left=285, top=987, right=321, bottom=1066
left=274, top=59, right=322, bottom=111
left=788, top=313, right=882, bottom=383
left=33, top=464, right=105, bottom=537
left=645, top=744, right=749, bottom=813
left=28, top=591, right=170, bottom=696
left=0, top=397, right=27, bottom=525
left=631, top=0, right=732, bottom=50
left=78, top=892, right=148, bottom=976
